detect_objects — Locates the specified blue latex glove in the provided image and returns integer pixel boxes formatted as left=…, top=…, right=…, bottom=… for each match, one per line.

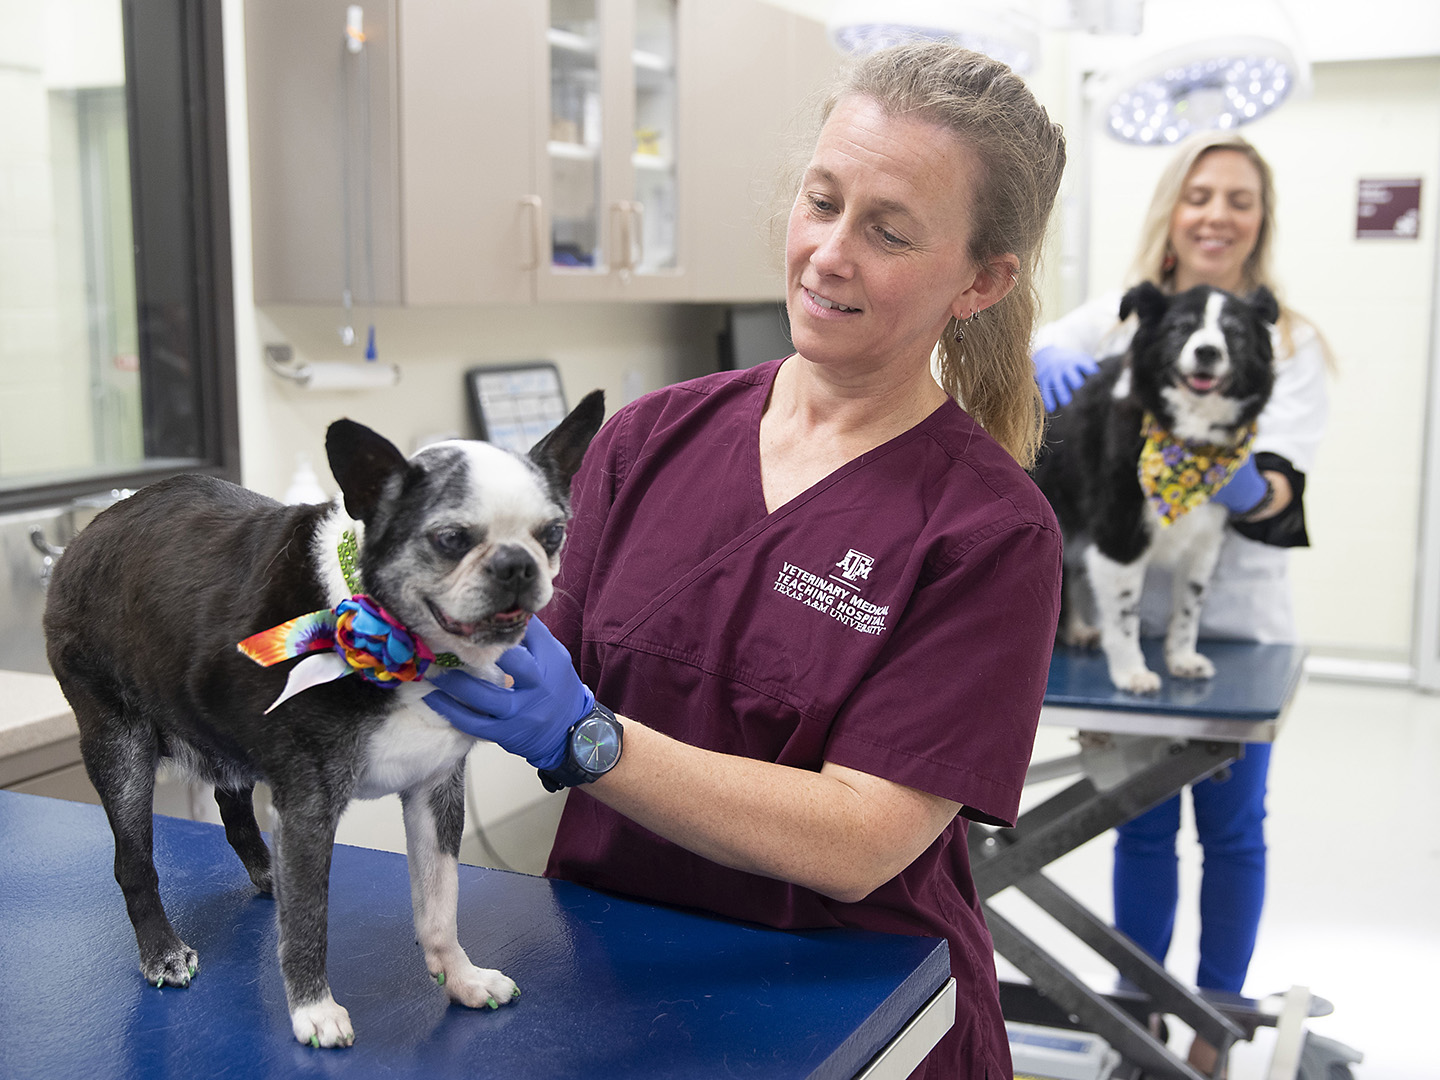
left=1033, top=345, right=1100, bottom=411
left=423, top=617, right=594, bottom=770
left=1211, top=455, right=1269, bottom=515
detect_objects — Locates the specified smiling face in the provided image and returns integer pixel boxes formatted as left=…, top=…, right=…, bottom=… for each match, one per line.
left=784, top=95, right=993, bottom=381
left=359, top=441, right=569, bottom=663
left=1168, top=149, right=1265, bottom=294
left=1125, top=283, right=1277, bottom=444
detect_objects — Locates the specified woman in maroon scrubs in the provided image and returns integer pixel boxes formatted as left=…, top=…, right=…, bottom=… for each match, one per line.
left=427, top=43, right=1067, bottom=1078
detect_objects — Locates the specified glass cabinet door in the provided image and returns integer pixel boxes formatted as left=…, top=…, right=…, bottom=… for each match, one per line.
left=629, top=0, right=678, bottom=276
left=547, top=0, right=605, bottom=274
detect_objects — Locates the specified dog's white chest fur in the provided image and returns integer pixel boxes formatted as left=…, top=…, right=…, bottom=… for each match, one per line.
left=1143, top=500, right=1228, bottom=569
left=352, top=678, right=509, bottom=800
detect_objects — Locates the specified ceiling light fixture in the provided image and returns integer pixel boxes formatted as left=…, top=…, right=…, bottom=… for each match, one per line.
left=826, top=0, right=1042, bottom=76
left=1086, top=1, right=1311, bottom=146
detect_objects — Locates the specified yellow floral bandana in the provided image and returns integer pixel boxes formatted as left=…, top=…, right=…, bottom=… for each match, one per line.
left=1138, top=413, right=1257, bottom=526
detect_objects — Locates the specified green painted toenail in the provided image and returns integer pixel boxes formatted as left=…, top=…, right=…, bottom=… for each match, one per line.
left=487, top=996, right=498, bottom=1009
left=435, top=971, right=445, bottom=986
left=310, top=1035, right=320, bottom=1049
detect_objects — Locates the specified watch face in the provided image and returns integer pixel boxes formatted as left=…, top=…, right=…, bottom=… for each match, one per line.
left=572, top=715, right=621, bottom=775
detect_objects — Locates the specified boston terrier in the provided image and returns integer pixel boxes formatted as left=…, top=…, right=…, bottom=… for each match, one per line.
left=43, top=391, right=604, bottom=1047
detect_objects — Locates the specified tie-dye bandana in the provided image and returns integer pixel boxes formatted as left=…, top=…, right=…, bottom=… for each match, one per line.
left=1137, top=413, right=1257, bottom=527
left=238, top=596, right=441, bottom=713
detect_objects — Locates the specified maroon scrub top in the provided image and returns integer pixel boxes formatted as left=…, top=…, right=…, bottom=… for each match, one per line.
left=544, top=359, right=1061, bottom=1079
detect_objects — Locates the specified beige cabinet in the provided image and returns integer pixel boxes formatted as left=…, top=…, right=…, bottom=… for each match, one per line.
left=245, top=0, right=835, bottom=306
left=681, top=1, right=835, bottom=300
left=246, top=0, right=537, bottom=306
left=533, top=0, right=688, bottom=300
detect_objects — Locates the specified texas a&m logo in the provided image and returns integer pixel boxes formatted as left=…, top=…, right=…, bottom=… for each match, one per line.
left=772, top=548, right=890, bottom=635
left=835, top=549, right=874, bottom=583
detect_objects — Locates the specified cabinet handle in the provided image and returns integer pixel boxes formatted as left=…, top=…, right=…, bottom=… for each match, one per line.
left=609, top=202, right=631, bottom=273
left=520, top=195, right=543, bottom=271
left=627, top=201, right=645, bottom=272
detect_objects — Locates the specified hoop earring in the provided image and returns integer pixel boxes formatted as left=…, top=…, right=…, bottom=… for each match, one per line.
left=953, top=310, right=976, bottom=343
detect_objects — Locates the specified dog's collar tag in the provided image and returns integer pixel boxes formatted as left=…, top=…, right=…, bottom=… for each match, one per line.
left=1138, top=415, right=1257, bottom=526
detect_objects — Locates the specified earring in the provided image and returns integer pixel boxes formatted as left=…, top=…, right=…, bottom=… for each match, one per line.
left=1162, top=249, right=1177, bottom=273
left=953, top=309, right=980, bottom=343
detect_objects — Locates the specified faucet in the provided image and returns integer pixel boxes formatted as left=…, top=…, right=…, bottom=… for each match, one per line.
left=27, top=489, right=132, bottom=593
left=29, top=527, right=64, bottom=593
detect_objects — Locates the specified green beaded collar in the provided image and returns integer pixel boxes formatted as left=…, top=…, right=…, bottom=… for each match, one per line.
left=337, top=529, right=460, bottom=668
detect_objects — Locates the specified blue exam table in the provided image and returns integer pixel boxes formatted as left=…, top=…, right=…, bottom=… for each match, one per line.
left=0, top=789, right=952, bottom=1079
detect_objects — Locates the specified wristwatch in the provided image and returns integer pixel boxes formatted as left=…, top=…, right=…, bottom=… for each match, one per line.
left=538, top=702, right=623, bottom=792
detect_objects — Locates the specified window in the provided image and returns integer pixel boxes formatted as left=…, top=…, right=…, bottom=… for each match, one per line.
left=0, top=0, right=236, bottom=513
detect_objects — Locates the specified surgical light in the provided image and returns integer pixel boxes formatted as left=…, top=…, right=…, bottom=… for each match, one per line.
left=826, top=0, right=1041, bottom=75
left=1103, top=48, right=1297, bottom=145
left=1087, top=2, right=1311, bottom=146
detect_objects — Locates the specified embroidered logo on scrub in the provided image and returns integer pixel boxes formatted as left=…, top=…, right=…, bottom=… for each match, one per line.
left=773, top=553, right=891, bottom=636
left=834, top=548, right=874, bottom=583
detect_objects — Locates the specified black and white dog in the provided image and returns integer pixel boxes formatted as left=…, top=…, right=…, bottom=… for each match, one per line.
left=1032, top=284, right=1277, bottom=693
left=43, top=391, right=604, bottom=1047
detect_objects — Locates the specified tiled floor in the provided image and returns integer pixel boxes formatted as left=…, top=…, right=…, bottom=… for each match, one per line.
left=999, top=676, right=1440, bottom=1079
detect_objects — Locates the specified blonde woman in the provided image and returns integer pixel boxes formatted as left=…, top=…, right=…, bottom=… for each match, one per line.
left=1031, top=131, right=1329, bottom=1074
left=426, top=44, right=1067, bottom=1078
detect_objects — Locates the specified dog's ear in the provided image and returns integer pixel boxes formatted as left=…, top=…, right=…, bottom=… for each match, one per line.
left=529, top=390, right=605, bottom=491
left=325, top=419, right=409, bottom=522
left=1119, top=282, right=1168, bottom=325
left=1246, top=285, right=1280, bottom=327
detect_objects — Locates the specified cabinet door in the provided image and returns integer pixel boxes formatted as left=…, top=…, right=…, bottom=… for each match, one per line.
left=399, top=1, right=540, bottom=305
left=682, top=0, right=837, bottom=302
left=614, top=0, right=688, bottom=300
left=246, top=0, right=403, bottom=306
left=535, top=0, right=689, bottom=301
left=537, top=0, right=615, bottom=299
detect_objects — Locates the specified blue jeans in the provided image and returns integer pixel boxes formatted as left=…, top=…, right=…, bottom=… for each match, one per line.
left=1112, top=742, right=1271, bottom=993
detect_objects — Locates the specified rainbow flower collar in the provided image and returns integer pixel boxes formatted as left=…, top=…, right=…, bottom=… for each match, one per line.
left=237, top=529, right=458, bottom=713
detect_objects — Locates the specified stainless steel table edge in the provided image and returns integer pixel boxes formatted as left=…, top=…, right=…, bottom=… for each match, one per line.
left=1038, top=704, right=1282, bottom=743
left=854, top=978, right=956, bottom=1080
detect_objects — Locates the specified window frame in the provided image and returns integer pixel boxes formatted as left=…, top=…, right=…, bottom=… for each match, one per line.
left=0, top=0, right=238, bottom=514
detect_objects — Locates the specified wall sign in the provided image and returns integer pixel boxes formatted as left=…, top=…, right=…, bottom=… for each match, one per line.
left=1356, top=178, right=1421, bottom=239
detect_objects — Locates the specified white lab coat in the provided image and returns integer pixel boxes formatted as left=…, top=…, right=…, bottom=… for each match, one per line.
left=1033, top=291, right=1330, bottom=643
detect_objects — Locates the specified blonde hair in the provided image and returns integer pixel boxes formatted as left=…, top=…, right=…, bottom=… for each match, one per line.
left=1125, top=130, right=1326, bottom=360
left=802, top=43, right=1067, bottom=468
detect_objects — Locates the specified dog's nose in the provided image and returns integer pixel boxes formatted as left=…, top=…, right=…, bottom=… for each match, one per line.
left=487, top=545, right=537, bottom=584
left=1193, top=344, right=1222, bottom=368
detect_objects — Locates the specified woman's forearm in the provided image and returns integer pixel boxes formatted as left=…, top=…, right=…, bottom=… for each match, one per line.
left=587, top=715, right=959, bottom=904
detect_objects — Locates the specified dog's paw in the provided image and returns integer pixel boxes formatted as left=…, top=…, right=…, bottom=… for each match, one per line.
left=141, top=944, right=199, bottom=988
left=291, top=994, right=354, bottom=1048
left=434, top=962, right=520, bottom=1010
left=1166, top=650, right=1215, bottom=680
left=1059, top=624, right=1101, bottom=649
left=1113, top=668, right=1162, bottom=695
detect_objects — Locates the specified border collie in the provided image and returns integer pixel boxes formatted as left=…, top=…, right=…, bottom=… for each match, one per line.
left=1032, top=284, right=1277, bottom=693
